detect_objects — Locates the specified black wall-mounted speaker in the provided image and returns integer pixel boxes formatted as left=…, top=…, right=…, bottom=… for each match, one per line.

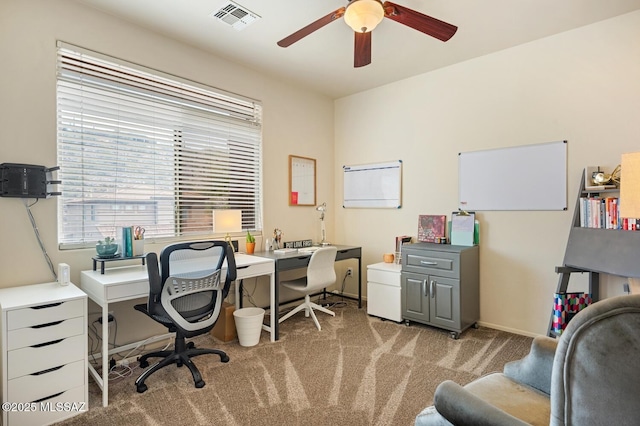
left=0, top=163, right=60, bottom=198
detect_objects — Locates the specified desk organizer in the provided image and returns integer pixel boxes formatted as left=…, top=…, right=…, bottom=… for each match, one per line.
left=92, top=254, right=146, bottom=274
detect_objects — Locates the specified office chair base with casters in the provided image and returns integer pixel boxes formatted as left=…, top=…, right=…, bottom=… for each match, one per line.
left=278, top=294, right=335, bottom=331
left=132, top=305, right=231, bottom=393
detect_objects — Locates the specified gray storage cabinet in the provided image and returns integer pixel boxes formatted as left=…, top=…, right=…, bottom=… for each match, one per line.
left=401, top=243, right=479, bottom=339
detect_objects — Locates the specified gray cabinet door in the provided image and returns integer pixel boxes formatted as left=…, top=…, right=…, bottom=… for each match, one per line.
left=430, top=276, right=460, bottom=330
left=401, top=272, right=429, bottom=323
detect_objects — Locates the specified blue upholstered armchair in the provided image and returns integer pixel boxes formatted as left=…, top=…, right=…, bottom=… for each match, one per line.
left=416, top=294, right=640, bottom=426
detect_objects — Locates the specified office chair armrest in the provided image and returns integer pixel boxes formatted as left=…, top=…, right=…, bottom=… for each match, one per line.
left=503, top=336, right=556, bottom=395
left=225, top=243, right=237, bottom=282
left=146, top=252, right=162, bottom=296
left=433, top=380, right=530, bottom=426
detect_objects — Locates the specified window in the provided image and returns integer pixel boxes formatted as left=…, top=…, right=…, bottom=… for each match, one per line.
left=56, top=42, right=262, bottom=247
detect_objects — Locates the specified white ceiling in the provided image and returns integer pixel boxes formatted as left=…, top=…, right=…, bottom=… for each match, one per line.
left=73, top=0, right=640, bottom=99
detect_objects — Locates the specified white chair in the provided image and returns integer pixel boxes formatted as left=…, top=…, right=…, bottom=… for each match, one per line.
left=278, top=246, right=338, bottom=330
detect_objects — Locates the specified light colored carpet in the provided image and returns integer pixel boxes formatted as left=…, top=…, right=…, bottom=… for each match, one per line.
left=59, top=299, right=533, bottom=426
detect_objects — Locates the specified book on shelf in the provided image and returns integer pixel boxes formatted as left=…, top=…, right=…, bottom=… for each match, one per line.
left=119, top=226, right=133, bottom=257
left=417, top=215, right=446, bottom=243
left=395, top=235, right=412, bottom=252
left=394, top=235, right=412, bottom=264
left=584, top=184, right=617, bottom=191
left=622, top=218, right=640, bottom=231
left=578, top=195, right=640, bottom=230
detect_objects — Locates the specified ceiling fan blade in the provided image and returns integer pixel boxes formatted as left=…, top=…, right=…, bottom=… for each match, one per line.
left=354, top=31, right=372, bottom=68
left=382, top=1, right=457, bottom=41
left=277, top=7, right=346, bottom=47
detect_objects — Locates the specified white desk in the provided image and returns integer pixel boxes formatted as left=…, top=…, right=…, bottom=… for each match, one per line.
left=80, top=253, right=275, bottom=407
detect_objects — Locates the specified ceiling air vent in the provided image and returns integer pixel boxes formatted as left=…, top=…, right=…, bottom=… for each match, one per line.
left=211, top=1, right=260, bottom=31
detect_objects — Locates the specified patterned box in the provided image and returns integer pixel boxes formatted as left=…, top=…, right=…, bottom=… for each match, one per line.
left=552, top=292, right=592, bottom=335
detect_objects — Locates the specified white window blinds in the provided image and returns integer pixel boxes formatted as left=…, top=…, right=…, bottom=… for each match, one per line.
left=56, top=42, right=262, bottom=246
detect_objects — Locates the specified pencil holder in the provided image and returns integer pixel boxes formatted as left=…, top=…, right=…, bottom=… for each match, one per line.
left=133, top=239, right=145, bottom=256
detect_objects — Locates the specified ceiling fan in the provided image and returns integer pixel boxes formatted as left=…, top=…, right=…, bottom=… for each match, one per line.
left=277, top=0, right=457, bottom=68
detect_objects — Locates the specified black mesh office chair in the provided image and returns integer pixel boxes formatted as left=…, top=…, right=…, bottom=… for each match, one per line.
left=134, top=240, right=237, bottom=393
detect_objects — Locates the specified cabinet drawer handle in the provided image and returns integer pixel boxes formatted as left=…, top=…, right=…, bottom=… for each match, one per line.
left=32, top=320, right=64, bottom=329
left=422, top=280, right=428, bottom=297
left=31, top=338, right=64, bottom=348
left=32, top=365, right=64, bottom=376
left=420, top=261, right=438, bottom=266
left=33, top=391, right=64, bottom=404
left=430, top=280, right=435, bottom=298
left=30, top=302, right=63, bottom=310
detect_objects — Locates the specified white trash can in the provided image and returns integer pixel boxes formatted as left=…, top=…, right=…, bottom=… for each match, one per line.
left=232, top=307, right=265, bottom=347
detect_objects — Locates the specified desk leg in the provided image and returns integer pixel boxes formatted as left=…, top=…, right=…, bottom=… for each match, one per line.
left=274, top=270, right=280, bottom=341
left=101, top=303, right=109, bottom=407
left=234, top=279, right=240, bottom=310
left=269, top=272, right=276, bottom=342
left=358, top=256, right=362, bottom=309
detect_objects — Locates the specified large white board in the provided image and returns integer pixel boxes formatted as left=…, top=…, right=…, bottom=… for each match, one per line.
left=458, top=141, right=567, bottom=211
left=343, top=161, right=402, bottom=208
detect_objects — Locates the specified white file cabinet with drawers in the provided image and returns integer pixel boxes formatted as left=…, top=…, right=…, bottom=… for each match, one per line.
left=367, top=262, right=402, bottom=322
left=0, top=282, right=87, bottom=426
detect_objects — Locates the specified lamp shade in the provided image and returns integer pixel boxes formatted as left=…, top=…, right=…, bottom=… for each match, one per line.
left=620, top=152, right=640, bottom=219
left=344, top=0, right=384, bottom=33
left=213, top=210, right=242, bottom=234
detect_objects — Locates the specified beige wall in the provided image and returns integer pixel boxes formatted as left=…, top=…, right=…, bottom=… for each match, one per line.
left=1, top=0, right=638, bottom=343
left=334, top=10, right=640, bottom=336
left=0, top=0, right=334, bottom=343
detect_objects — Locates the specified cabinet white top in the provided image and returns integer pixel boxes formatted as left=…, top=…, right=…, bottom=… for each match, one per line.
left=0, top=282, right=86, bottom=311
left=367, top=262, right=402, bottom=273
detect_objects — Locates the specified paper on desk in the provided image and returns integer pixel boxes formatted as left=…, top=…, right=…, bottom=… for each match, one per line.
left=273, top=248, right=298, bottom=254
left=298, top=246, right=319, bottom=253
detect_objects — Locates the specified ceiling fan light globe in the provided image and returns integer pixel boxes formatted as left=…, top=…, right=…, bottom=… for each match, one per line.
left=344, top=0, right=384, bottom=33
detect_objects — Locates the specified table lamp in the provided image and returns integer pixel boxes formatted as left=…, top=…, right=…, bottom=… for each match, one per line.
left=316, top=202, right=330, bottom=246
left=213, top=210, right=242, bottom=245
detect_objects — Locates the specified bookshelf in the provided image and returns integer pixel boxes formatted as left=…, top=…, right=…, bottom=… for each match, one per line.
left=547, top=169, right=640, bottom=336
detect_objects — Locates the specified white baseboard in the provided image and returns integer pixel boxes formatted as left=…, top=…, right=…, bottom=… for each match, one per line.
left=327, top=291, right=540, bottom=338
left=477, top=321, right=541, bottom=338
